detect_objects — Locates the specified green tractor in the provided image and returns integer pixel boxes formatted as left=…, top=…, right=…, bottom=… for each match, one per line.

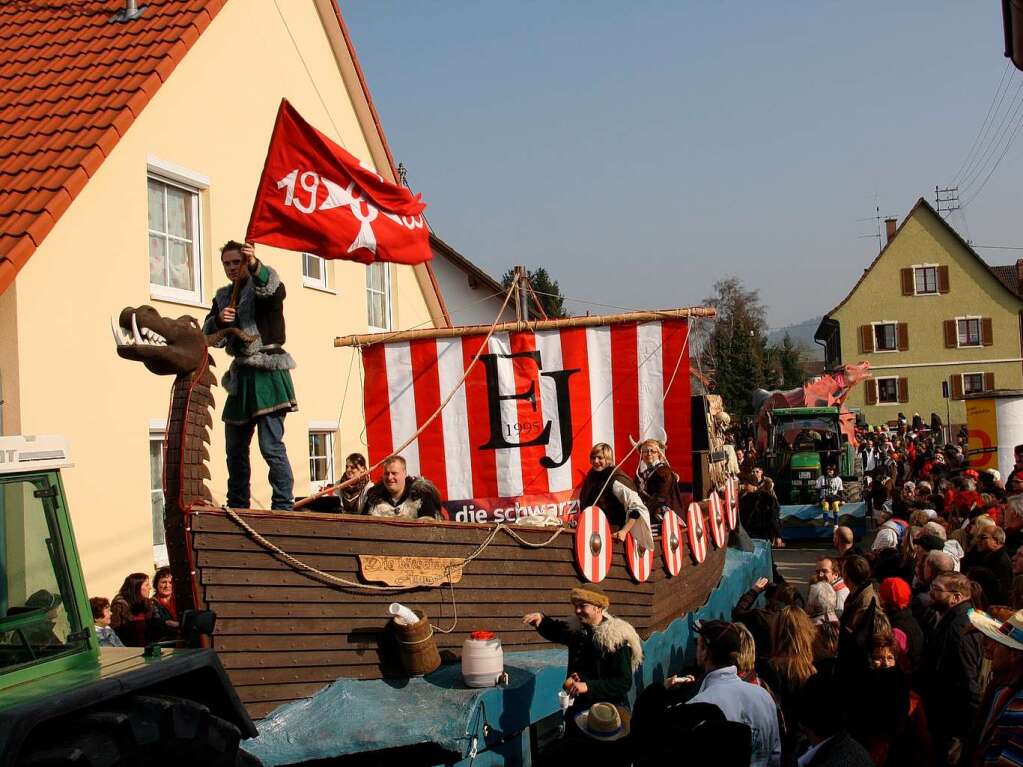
left=0, top=435, right=260, bottom=766
left=763, top=407, right=862, bottom=505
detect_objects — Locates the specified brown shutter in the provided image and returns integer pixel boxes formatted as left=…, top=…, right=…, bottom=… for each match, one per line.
left=951, top=375, right=964, bottom=398
left=938, top=265, right=950, bottom=293
left=982, top=317, right=994, bottom=346
left=860, top=325, right=874, bottom=353
left=897, top=377, right=909, bottom=403
left=901, top=268, right=914, bottom=296
left=865, top=380, right=878, bottom=405
left=985, top=372, right=995, bottom=391
left=897, top=322, right=909, bottom=351
left=944, top=320, right=957, bottom=348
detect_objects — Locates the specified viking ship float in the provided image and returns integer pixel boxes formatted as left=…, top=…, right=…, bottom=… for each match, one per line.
left=114, top=292, right=741, bottom=722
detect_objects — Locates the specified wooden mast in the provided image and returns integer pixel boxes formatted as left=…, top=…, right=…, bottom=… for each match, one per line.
left=335, top=306, right=716, bottom=348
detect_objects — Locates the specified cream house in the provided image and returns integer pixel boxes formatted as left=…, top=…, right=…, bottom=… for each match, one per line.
left=0, top=0, right=448, bottom=598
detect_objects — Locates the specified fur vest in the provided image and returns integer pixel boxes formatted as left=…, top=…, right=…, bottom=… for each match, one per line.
left=574, top=614, right=644, bottom=670
left=362, top=477, right=441, bottom=519
left=203, top=262, right=295, bottom=374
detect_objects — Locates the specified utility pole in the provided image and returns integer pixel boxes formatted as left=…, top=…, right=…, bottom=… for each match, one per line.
left=935, top=186, right=960, bottom=217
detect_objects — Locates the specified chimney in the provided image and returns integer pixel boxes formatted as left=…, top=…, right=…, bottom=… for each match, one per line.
left=884, top=217, right=897, bottom=244
left=1015, top=259, right=1023, bottom=291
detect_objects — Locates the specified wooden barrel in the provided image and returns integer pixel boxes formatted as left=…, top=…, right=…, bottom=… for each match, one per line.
left=394, top=610, right=441, bottom=676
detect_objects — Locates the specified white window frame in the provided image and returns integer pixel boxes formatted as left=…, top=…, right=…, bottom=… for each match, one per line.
left=875, top=376, right=900, bottom=405
left=367, top=262, right=392, bottom=331
left=956, top=315, right=983, bottom=348
left=913, top=263, right=940, bottom=296
left=148, top=421, right=169, bottom=567
left=302, top=253, right=333, bottom=293
left=147, top=159, right=207, bottom=307
left=871, top=321, right=899, bottom=353
left=962, top=371, right=985, bottom=395
left=308, top=427, right=337, bottom=493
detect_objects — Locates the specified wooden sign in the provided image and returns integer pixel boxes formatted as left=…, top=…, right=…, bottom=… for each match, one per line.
left=358, top=555, right=464, bottom=587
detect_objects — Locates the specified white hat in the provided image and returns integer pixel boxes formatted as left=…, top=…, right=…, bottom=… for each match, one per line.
left=969, top=609, right=1023, bottom=651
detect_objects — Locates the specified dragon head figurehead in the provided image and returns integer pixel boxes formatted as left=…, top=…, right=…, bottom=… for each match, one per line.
left=113, top=305, right=211, bottom=376
left=113, top=305, right=251, bottom=376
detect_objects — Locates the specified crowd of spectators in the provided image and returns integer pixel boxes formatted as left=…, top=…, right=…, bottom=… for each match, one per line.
left=90, top=565, right=179, bottom=648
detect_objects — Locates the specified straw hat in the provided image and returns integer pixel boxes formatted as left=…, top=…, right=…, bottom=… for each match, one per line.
left=969, top=608, right=1023, bottom=651
left=574, top=702, right=631, bottom=741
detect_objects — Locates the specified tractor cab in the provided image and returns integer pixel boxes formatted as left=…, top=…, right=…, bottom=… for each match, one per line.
left=765, top=407, right=859, bottom=505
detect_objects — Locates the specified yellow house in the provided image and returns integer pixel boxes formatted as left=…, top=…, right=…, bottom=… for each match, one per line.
left=0, top=0, right=449, bottom=599
left=815, top=198, right=1023, bottom=429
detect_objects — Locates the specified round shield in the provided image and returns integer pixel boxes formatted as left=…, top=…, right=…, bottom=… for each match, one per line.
left=724, top=477, right=739, bottom=531
left=574, top=506, right=613, bottom=583
left=686, top=501, right=707, bottom=564
left=660, top=509, right=684, bottom=576
left=625, top=532, right=653, bottom=583
left=708, top=492, right=728, bottom=549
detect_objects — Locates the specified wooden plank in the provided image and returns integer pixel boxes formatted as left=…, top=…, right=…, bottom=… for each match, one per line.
left=227, top=665, right=376, bottom=686
left=198, top=557, right=612, bottom=583
left=196, top=542, right=576, bottom=567
left=229, top=681, right=329, bottom=703
left=212, top=628, right=553, bottom=652
left=201, top=584, right=655, bottom=607
left=213, top=615, right=586, bottom=635
left=191, top=513, right=573, bottom=547
left=209, top=600, right=652, bottom=620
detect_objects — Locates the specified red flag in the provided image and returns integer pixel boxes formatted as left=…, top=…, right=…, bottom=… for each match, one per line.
left=246, top=99, right=430, bottom=265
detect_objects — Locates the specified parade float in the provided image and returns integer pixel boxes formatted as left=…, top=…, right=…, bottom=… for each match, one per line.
left=110, top=100, right=770, bottom=765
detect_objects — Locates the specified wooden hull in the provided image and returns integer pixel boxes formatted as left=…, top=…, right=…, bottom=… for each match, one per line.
left=189, top=510, right=727, bottom=719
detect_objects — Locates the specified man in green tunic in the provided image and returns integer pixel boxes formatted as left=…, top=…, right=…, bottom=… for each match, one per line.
left=203, top=241, right=297, bottom=509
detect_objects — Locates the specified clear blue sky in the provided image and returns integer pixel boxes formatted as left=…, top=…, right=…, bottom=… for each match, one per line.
left=342, top=2, right=1021, bottom=328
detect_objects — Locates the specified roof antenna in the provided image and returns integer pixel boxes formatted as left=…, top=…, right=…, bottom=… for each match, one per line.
left=111, top=0, right=145, bottom=22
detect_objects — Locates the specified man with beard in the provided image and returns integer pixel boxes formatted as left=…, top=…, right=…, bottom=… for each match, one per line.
left=921, top=572, right=982, bottom=765
left=579, top=443, right=653, bottom=549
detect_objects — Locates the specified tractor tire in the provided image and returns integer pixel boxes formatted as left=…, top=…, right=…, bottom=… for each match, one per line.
left=843, top=480, right=863, bottom=503
left=16, top=694, right=262, bottom=767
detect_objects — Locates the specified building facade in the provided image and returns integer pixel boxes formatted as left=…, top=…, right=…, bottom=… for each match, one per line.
left=0, top=0, right=449, bottom=598
left=815, top=198, right=1023, bottom=428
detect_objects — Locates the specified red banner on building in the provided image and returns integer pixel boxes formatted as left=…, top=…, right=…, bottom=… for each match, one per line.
left=360, top=319, right=693, bottom=521
left=246, top=99, right=431, bottom=265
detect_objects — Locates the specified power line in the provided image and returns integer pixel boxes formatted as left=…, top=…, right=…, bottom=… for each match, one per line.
left=973, top=244, right=1023, bottom=250
left=962, top=103, right=1023, bottom=207
left=953, top=62, right=1014, bottom=186
left=960, top=76, right=1023, bottom=194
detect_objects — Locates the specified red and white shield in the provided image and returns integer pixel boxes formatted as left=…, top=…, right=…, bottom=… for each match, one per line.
left=574, top=506, right=613, bottom=583
left=625, top=532, right=653, bottom=583
left=708, top=492, right=728, bottom=549
left=686, top=502, right=707, bottom=564
left=724, top=477, right=739, bottom=531
left=661, top=510, right=684, bottom=576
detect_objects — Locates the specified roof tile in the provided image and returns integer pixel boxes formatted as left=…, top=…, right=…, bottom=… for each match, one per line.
left=0, top=0, right=231, bottom=297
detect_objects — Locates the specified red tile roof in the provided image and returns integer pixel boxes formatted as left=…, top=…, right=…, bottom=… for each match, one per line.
left=0, top=0, right=229, bottom=296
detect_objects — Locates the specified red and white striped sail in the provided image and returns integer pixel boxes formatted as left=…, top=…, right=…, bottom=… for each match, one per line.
left=361, top=319, right=692, bottom=521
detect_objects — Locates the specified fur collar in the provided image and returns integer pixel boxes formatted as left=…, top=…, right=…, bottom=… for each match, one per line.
left=569, top=613, right=644, bottom=670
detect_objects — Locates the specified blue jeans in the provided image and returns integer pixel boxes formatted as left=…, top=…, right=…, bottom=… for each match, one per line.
left=225, top=412, right=294, bottom=510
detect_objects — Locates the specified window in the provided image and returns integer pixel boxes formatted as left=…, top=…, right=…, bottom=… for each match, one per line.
left=963, top=373, right=985, bottom=394
left=914, top=266, right=938, bottom=295
left=0, top=475, right=88, bottom=672
left=367, top=262, right=391, bottom=330
left=958, top=318, right=982, bottom=347
left=148, top=175, right=202, bottom=304
left=303, top=253, right=330, bottom=291
left=873, top=322, right=897, bottom=352
left=308, top=430, right=335, bottom=492
left=877, top=378, right=899, bottom=404
left=149, top=428, right=168, bottom=567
